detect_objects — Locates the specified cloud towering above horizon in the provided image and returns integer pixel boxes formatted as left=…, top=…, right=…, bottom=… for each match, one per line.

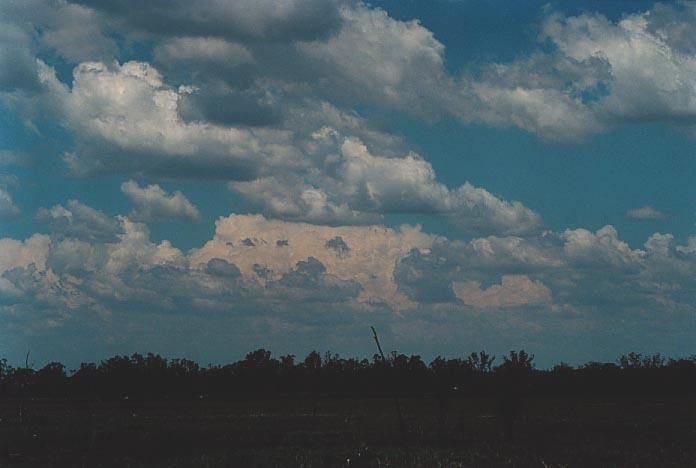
left=2, top=0, right=696, bottom=366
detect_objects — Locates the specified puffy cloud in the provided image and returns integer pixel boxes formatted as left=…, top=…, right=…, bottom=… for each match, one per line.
left=3, top=207, right=696, bottom=363
left=453, top=275, right=551, bottom=309
left=296, top=4, right=455, bottom=117
left=541, top=8, right=696, bottom=126
left=393, top=223, right=696, bottom=318
left=230, top=177, right=379, bottom=225
left=561, top=225, right=643, bottom=270
left=4, top=1, right=696, bottom=362
left=36, top=199, right=122, bottom=242
left=467, top=80, right=602, bottom=141
left=626, top=205, right=666, bottom=220
left=35, top=61, right=301, bottom=179
left=11, top=0, right=696, bottom=148
left=190, top=214, right=439, bottom=306
left=0, top=210, right=377, bottom=327
left=0, top=0, right=115, bottom=68
left=28, top=56, right=539, bottom=234
left=466, top=3, right=696, bottom=139
left=121, top=180, right=200, bottom=222
left=436, top=3, right=696, bottom=139
left=0, top=234, right=50, bottom=274
left=40, top=2, right=116, bottom=63
left=232, top=133, right=541, bottom=235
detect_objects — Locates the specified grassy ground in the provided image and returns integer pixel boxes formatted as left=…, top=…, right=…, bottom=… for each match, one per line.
left=0, top=395, right=695, bottom=467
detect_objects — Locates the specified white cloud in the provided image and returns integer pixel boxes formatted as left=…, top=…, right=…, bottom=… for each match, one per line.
left=190, top=213, right=439, bottom=307
left=453, top=275, right=551, bottom=309
left=0, top=234, right=50, bottom=274
left=4, top=1, right=696, bottom=362
left=26, top=57, right=540, bottom=234
left=230, top=177, right=379, bottom=225
left=232, top=132, right=542, bottom=235
left=561, top=225, right=643, bottom=269
left=121, top=180, right=200, bottom=222
left=45, top=61, right=303, bottom=179
left=12, top=1, right=696, bottom=147
left=3, top=208, right=696, bottom=362
left=36, top=199, right=122, bottom=242
left=297, top=4, right=455, bottom=118
left=40, top=2, right=116, bottom=63
left=626, top=205, right=666, bottom=220
left=467, top=81, right=602, bottom=141
left=541, top=8, right=696, bottom=125
left=394, top=223, right=696, bottom=316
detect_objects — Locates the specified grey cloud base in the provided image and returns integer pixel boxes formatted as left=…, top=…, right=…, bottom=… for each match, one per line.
left=2, top=211, right=696, bottom=365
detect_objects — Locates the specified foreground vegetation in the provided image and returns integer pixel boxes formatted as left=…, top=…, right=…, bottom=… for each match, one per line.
left=2, top=349, right=695, bottom=398
left=1, top=350, right=695, bottom=467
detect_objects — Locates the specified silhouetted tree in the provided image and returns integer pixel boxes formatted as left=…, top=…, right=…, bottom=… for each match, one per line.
left=468, top=351, right=496, bottom=373
left=0, top=348, right=695, bottom=399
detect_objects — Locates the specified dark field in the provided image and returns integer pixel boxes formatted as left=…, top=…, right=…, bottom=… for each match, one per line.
left=1, top=396, right=695, bottom=468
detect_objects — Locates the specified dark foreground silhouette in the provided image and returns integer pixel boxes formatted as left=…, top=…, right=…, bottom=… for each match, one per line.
left=1, top=350, right=695, bottom=467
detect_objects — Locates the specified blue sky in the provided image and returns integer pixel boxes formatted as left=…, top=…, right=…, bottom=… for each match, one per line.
left=2, top=0, right=696, bottom=367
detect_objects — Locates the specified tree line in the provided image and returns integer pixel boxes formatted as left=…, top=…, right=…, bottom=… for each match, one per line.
left=1, top=349, right=695, bottom=398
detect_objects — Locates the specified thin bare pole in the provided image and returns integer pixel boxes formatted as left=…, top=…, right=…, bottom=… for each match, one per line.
left=19, top=350, right=32, bottom=426
left=371, top=326, right=406, bottom=438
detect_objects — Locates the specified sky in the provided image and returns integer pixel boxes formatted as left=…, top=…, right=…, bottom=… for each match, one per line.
left=2, top=0, right=696, bottom=368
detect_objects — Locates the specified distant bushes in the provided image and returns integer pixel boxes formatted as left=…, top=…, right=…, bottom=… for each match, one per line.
left=0, top=350, right=695, bottom=399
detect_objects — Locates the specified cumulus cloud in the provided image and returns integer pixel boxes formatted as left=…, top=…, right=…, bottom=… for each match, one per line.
left=5, top=1, right=696, bottom=362
left=540, top=7, right=696, bottom=126
left=626, top=205, right=666, bottom=220
left=232, top=132, right=542, bottom=235
left=453, top=275, right=551, bottom=309
left=41, top=61, right=302, bottom=180
left=36, top=199, right=122, bottom=242
left=190, top=214, right=439, bottom=307
left=392, top=223, right=696, bottom=319
left=10, top=0, right=696, bottom=150
left=230, top=177, right=379, bottom=226
left=3, top=204, right=696, bottom=362
left=40, top=2, right=116, bottom=63
left=296, top=4, right=455, bottom=117
left=0, top=210, right=377, bottom=325
left=22, top=56, right=539, bottom=234
left=0, top=234, right=50, bottom=274
left=474, top=2, right=696, bottom=139
left=0, top=0, right=115, bottom=71
left=121, top=180, right=200, bottom=222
